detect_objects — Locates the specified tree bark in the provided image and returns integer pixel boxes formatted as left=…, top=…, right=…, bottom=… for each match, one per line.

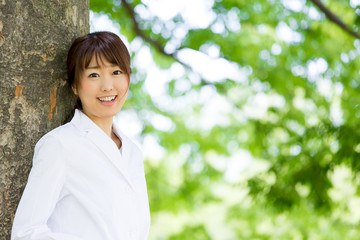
left=0, top=0, right=89, bottom=238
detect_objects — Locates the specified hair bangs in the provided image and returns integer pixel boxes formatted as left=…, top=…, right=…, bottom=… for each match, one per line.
left=80, top=39, right=129, bottom=74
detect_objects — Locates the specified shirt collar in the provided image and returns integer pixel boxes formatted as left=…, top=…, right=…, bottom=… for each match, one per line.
left=70, top=109, right=105, bottom=133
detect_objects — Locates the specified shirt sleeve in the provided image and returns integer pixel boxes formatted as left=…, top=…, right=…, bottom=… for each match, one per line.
left=11, top=135, right=82, bottom=240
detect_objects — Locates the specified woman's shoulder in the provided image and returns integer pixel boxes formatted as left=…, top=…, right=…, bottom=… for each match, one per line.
left=35, top=122, right=79, bottom=149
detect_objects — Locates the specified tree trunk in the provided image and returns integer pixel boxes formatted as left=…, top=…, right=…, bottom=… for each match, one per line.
left=0, top=0, right=89, bottom=238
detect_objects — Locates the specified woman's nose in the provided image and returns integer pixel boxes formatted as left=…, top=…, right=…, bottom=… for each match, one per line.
left=101, top=75, right=113, bottom=91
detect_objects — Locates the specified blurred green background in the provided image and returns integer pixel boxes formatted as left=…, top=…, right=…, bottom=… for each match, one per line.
left=90, top=0, right=360, bottom=239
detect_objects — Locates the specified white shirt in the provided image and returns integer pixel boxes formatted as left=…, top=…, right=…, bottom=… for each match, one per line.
left=11, top=110, right=150, bottom=240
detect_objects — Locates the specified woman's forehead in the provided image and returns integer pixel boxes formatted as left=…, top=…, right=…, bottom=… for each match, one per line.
left=86, top=53, right=117, bottom=68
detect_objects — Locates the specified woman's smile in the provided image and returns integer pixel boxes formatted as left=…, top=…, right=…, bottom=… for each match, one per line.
left=97, top=95, right=118, bottom=106
left=98, top=95, right=117, bottom=102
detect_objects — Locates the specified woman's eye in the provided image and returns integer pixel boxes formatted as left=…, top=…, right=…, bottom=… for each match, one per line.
left=88, top=73, right=99, bottom=78
left=113, top=70, right=122, bottom=75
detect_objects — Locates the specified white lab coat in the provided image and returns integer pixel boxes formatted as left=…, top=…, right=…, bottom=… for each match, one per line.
left=11, top=109, right=150, bottom=240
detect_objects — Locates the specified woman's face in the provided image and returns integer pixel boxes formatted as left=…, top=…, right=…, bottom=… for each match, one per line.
left=74, top=55, right=129, bottom=123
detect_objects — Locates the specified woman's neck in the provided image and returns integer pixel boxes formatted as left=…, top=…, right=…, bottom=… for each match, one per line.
left=95, top=119, right=113, bottom=137
left=84, top=113, right=113, bottom=137
left=87, top=115, right=121, bottom=149
left=81, top=110, right=121, bottom=148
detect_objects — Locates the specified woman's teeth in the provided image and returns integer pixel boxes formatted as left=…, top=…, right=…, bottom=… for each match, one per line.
left=98, top=96, right=116, bottom=102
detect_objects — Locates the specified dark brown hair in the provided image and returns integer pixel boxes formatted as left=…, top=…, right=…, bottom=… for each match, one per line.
left=66, top=31, right=131, bottom=109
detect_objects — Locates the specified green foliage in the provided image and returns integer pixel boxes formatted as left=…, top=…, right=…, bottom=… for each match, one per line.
left=168, top=224, right=211, bottom=240
left=91, top=0, right=360, bottom=238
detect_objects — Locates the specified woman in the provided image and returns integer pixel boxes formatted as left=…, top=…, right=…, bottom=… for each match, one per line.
left=11, top=31, right=150, bottom=240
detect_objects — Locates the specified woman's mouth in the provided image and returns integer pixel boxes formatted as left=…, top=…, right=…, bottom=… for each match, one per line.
left=98, top=96, right=117, bottom=102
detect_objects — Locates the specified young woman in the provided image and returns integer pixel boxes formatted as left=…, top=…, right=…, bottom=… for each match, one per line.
left=11, top=31, right=150, bottom=240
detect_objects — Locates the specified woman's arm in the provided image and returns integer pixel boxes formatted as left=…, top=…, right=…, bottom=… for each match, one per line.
left=11, top=135, right=82, bottom=240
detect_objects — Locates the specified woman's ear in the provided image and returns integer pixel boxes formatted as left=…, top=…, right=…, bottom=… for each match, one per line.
left=72, top=85, right=78, bottom=95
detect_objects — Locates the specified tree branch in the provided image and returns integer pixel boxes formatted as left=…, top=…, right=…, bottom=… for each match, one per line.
left=120, top=0, right=210, bottom=86
left=309, top=0, right=360, bottom=39
left=121, top=0, right=175, bottom=58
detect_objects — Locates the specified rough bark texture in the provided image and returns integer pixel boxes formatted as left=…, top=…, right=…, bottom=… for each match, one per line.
left=0, top=0, right=89, bottom=238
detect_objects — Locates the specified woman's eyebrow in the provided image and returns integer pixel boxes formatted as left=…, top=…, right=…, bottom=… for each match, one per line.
left=86, top=64, right=118, bottom=69
left=86, top=65, right=100, bottom=69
